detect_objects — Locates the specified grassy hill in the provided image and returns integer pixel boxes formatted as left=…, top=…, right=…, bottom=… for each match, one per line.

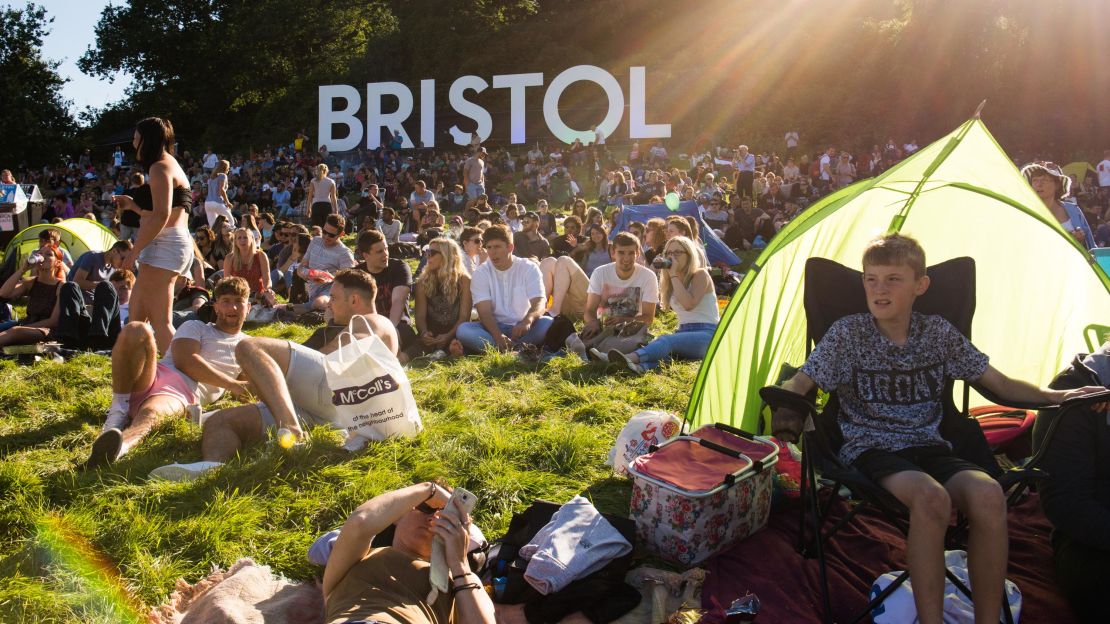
left=0, top=318, right=699, bottom=622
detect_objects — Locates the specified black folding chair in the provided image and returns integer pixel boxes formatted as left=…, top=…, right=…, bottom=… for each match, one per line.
left=760, top=256, right=1110, bottom=624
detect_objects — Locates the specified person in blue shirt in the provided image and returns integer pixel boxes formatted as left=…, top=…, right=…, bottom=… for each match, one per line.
left=68, top=240, right=132, bottom=302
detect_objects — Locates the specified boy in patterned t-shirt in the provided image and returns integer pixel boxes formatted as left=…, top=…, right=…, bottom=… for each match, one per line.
left=772, top=233, right=1104, bottom=624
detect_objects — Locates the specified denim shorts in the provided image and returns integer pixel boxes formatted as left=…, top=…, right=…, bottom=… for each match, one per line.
left=138, top=225, right=193, bottom=275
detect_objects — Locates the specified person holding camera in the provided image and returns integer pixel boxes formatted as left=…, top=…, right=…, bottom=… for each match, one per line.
left=323, top=482, right=495, bottom=624
left=604, top=236, right=718, bottom=374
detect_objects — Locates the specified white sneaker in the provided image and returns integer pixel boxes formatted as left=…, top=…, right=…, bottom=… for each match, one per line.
left=608, top=350, right=646, bottom=375
left=588, top=347, right=609, bottom=363
left=148, top=461, right=224, bottom=482
left=101, top=407, right=130, bottom=433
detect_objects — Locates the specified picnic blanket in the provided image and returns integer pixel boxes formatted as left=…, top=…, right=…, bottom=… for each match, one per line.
left=148, top=558, right=325, bottom=624
left=700, top=491, right=1075, bottom=623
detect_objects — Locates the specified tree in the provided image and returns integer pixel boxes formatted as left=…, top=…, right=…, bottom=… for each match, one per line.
left=0, top=3, right=77, bottom=169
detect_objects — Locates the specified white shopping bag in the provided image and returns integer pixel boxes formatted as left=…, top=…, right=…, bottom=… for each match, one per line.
left=870, top=550, right=1021, bottom=624
left=325, top=315, right=422, bottom=450
left=606, top=410, right=684, bottom=476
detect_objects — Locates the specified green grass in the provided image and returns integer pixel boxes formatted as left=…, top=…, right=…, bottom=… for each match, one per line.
left=0, top=315, right=700, bottom=622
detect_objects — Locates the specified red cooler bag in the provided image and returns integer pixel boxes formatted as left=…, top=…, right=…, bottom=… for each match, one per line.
left=628, top=423, right=778, bottom=567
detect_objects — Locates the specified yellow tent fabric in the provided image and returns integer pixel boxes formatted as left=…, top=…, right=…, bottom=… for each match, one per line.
left=686, top=119, right=1110, bottom=432
left=1062, top=161, right=1095, bottom=185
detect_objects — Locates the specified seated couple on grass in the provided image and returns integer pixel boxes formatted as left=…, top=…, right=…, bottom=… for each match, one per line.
left=147, top=269, right=396, bottom=481
left=586, top=235, right=719, bottom=374
left=770, top=233, right=1105, bottom=624
left=0, top=243, right=132, bottom=352
left=88, top=276, right=253, bottom=466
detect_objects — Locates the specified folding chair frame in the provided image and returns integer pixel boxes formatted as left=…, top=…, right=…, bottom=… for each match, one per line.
left=761, top=257, right=1110, bottom=624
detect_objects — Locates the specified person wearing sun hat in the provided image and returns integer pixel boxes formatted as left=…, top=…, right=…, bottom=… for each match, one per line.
left=1022, top=160, right=1095, bottom=250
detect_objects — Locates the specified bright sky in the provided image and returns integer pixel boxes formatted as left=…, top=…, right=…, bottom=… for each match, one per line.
left=36, top=0, right=133, bottom=114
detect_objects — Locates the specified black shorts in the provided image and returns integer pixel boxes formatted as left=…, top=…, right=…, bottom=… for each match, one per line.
left=853, top=445, right=987, bottom=486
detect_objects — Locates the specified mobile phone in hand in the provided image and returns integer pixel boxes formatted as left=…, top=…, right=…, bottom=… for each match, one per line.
left=442, top=487, right=477, bottom=522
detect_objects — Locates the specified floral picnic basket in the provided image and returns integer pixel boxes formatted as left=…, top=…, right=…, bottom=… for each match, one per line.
left=628, top=423, right=778, bottom=567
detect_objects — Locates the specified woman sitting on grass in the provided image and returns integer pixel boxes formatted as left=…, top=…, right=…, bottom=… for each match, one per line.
left=578, top=225, right=611, bottom=278
left=275, top=232, right=311, bottom=297
left=405, top=238, right=472, bottom=363
left=0, top=246, right=65, bottom=348
left=223, top=227, right=275, bottom=306
left=323, top=482, right=494, bottom=624
left=606, top=236, right=719, bottom=374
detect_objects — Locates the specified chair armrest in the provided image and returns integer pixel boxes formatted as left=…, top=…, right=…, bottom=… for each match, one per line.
left=759, top=386, right=818, bottom=417
left=1056, top=388, right=1110, bottom=412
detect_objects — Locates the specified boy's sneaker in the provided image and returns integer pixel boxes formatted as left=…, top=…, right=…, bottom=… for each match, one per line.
left=427, top=349, right=448, bottom=361
left=149, top=461, right=224, bottom=482
left=588, top=347, right=610, bottom=363
left=101, top=407, right=130, bottom=433
left=85, top=428, right=123, bottom=468
left=608, top=349, right=645, bottom=375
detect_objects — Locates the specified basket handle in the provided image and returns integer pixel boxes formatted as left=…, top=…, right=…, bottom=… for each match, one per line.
left=713, top=422, right=755, bottom=440
left=698, top=439, right=764, bottom=477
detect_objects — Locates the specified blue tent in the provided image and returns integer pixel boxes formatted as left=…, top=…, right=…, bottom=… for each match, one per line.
left=610, top=201, right=741, bottom=266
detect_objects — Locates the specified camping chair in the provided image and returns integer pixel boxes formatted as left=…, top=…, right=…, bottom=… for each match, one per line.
left=759, top=256, right=1110, bottom=624
left=1083, top=323, right=1110, bottom=354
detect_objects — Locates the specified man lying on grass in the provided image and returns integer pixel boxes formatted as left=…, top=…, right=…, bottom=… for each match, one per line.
left=87, top=277, right=252, bottom=467
left=323, top=482, right=495, bottom=624
left=150, top=269, right=396, bottom=481
left=772, top=233, right=1105, bottom=624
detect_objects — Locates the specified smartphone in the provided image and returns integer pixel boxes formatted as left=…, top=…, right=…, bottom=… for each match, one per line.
left=443, top=487, right=477, bottom=522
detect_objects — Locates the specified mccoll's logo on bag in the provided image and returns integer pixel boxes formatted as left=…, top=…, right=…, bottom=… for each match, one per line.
left=332, top=374, right=399, bottom=406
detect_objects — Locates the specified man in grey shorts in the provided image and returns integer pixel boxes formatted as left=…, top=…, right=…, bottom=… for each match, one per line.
left=149, top=269, right=397, bottom=481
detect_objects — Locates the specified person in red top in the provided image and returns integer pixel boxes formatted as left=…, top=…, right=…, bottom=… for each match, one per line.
left=223, top=227, right=275, bottom=305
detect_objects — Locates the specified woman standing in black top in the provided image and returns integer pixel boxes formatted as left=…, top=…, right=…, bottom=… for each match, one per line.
left=112, top=117, right=194, bottom=353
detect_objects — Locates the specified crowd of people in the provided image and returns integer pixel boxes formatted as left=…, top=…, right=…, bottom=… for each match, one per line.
left=3, top=118, right=1110, bottom=624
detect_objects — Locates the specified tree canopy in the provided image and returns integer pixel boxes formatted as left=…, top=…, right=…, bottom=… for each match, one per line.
left=66, top=0, right=1110, bottom=158
left=0, top=3, right=76, bottom=169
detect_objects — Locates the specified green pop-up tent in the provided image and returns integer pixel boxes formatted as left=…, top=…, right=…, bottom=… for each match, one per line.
left=686, top=118, right=1110, bottom=432
left=2, top=218, right=119, bottom=268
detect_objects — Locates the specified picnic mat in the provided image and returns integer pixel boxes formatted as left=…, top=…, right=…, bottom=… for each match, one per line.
left=701, top=491, right=1074, bottom=623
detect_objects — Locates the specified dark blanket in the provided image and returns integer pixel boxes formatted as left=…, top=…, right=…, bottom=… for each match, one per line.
left=701, top=491, right=1075, bottom=623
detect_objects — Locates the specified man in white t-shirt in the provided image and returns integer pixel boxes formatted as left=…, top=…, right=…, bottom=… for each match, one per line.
left=1097, top=150, right=1110, bottom=199
left=457, top=224, right=552, bottom=353
left=819, top=146, right=836, bottom=191
left=784, top=130, right=799, bottom=153
left=565, top=233, right=658, bottom=361
left=87, top=277, right=252, bottom=467
left=202, top=148, right=219, bottom=172
left=592, top=125, right=605, bottom=146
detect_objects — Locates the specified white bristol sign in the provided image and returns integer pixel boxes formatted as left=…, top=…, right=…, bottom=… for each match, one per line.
left=318, top=65, right=670, bottom=150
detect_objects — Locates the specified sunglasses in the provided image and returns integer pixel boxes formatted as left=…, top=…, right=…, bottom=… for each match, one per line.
left=322, top=229, right=340, bottom=239
left=664, top=250, right=688, bottom=258
left=414, top=501, right=444, bottom=515
left=426, top=248, right=441, bottom=257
